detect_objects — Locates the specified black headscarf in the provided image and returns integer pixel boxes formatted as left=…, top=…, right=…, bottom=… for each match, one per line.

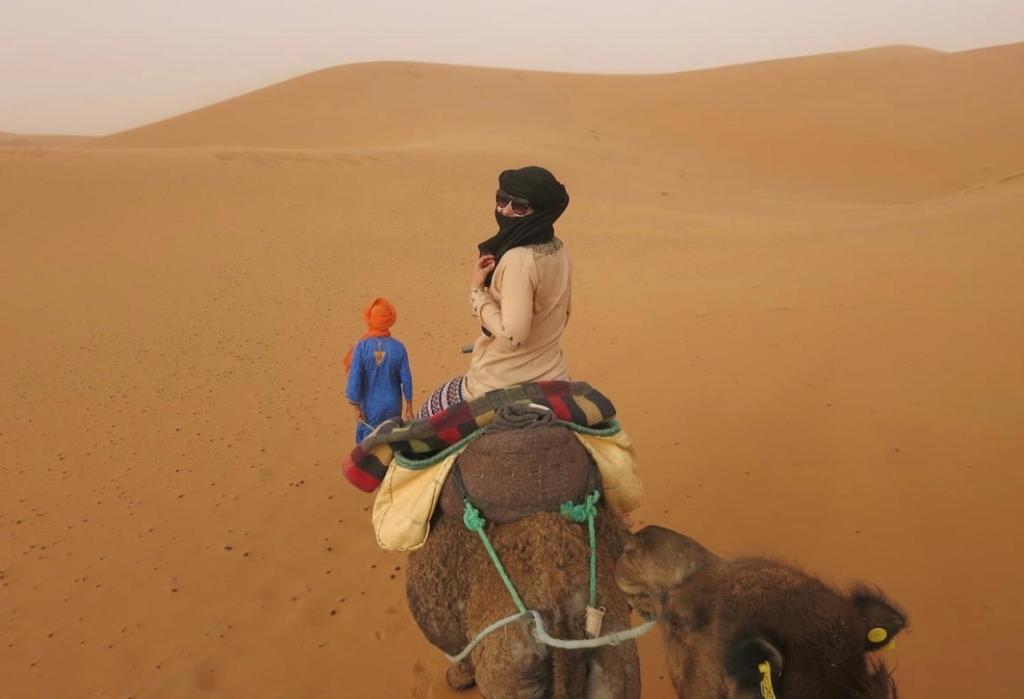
left=477, top=166, right=569, bottom=287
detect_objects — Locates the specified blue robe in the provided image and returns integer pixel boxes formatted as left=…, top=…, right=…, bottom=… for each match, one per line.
left=345, top=336, right=413, bottom=443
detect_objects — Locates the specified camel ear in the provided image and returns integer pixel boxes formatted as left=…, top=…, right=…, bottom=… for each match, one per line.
left=850, top=586, right=907, bottom=651
left=726, top=636, right=784, bottom=694
left=615, top=526, right=719, bottom=610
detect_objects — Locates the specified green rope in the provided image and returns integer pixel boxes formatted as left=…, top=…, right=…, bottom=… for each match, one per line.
left=463, top=501, right=527, bottom=614
left=560, top=490, right=601, bottom=608
left=461, top=489, right=601, bottom=621
left=449, top=489, right=654, bottom=664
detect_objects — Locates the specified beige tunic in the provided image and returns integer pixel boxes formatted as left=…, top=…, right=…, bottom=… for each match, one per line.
left=464, top=238, right=572, bottom=398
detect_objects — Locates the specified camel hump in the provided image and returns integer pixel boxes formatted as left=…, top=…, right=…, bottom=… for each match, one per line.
left=438, top=406, right=597, bottom=524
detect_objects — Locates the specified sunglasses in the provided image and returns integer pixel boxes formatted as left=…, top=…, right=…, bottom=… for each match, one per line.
left=495, top=190, right=532, bottom=215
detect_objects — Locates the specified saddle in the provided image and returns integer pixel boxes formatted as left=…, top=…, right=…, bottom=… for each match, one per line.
left=369, top=398, right=642, bottom=551
left=439, top=408, right=599, bottom=524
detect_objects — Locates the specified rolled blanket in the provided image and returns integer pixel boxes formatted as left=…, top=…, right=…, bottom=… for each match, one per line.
left=483, top=403, right=555, bottom=432
left=342, top=381, right=615, bottom=492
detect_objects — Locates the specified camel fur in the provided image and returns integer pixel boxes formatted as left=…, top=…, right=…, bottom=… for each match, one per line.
left=405, top=415, right=642, bottom=699
left=616, top=526, right=908, bottom=699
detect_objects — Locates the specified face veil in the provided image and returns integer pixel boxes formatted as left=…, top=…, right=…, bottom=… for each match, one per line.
left=477, top=166, right=570, bottom=286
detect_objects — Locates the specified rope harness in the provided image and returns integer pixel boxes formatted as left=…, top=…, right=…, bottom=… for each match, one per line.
left=445, top=459, right=656, bottom=664
left=447, top=464, right=780, bottom=699
left=559, top=491, right=600, bottom=609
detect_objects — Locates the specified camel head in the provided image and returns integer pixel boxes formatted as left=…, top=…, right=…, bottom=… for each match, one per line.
left=616, top=526, right=907, bottom=698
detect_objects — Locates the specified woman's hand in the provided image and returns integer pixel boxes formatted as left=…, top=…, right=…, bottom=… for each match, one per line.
left=471, top=254, right=496, bottom=288
left=404, top=401, right=415, bottom=421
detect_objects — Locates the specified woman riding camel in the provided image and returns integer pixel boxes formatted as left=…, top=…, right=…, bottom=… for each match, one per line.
left=419, top=166, right=571, bottom=418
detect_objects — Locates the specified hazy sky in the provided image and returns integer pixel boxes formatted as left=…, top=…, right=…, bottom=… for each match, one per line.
left=2, top=0, right=1022, bottom=135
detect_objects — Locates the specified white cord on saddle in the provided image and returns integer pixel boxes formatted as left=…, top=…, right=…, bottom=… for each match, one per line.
left=528, top=610, right=657, bottom=650
left=444, top=610, right=657, bottom=664
left=445, top=612, right=528, bottom=663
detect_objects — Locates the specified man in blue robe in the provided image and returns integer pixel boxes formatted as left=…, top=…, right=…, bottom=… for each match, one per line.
left=344, top=298, right=414, bottom=443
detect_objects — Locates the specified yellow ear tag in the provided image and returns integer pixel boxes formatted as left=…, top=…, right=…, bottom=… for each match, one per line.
left=867, top=627, right=888, bottom=644
left=758, top=661, right=777, bottom=699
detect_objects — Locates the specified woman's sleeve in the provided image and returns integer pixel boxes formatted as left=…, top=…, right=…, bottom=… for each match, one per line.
left=345, top=343, right=364, bottom=404
left=473, top=253, right=536, bottom=350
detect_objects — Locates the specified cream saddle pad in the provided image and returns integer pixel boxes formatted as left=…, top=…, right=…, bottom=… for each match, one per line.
left=372, top=424, right=643, bottom=551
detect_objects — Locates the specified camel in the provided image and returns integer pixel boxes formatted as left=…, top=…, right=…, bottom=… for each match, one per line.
left=615, top=526, right=907, bottom=698
left=405, top=418, right=642, bottom=699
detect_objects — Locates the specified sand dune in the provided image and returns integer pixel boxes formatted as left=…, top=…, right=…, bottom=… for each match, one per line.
left=2, top=43, right=1023, bottom=698
left=104, top=44, right=1024, bottom=203
left=0, top=132, right=94, bottom=147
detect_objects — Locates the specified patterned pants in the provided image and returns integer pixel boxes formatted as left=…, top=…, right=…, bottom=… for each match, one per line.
left=416, top=375, right=466, bottom=420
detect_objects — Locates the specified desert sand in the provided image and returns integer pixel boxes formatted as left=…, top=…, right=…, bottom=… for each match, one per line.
left=2, top=43, right=1023, bottom=698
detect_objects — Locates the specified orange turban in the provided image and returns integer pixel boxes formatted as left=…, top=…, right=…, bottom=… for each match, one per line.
left=344, top=298, right=397, bottom=373
left=364, top=297, right=396, bottom=332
